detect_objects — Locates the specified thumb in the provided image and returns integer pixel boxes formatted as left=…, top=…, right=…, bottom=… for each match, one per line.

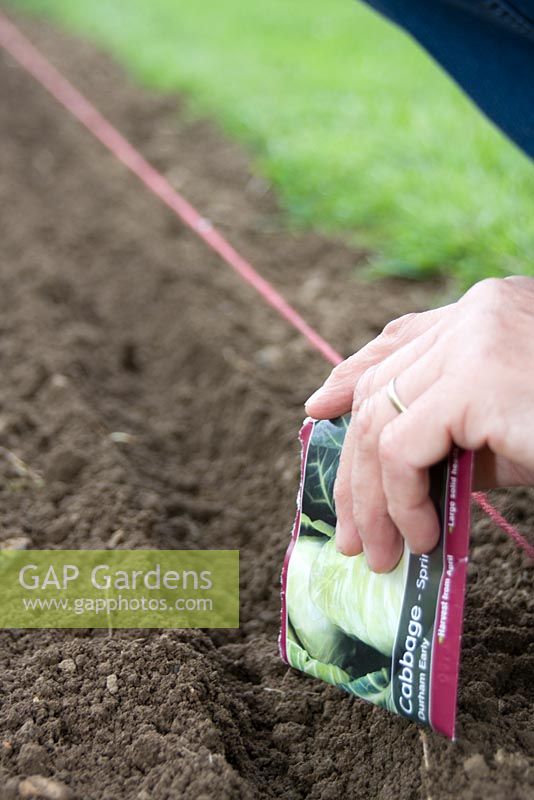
left=304, top=351, right=364, bottom=419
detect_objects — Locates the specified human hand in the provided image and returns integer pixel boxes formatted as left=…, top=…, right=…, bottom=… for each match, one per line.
left=305, top=277, right=534, bottom=572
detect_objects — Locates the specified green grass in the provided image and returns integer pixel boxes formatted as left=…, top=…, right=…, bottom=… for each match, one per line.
left=9, top=0, right=534, bottom=286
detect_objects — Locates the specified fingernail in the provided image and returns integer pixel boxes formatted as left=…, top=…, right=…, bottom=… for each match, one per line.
left=363, top=545, right=394, bottom=574
left=305, top=387, right=325, bottom=408
left=362, top=544, right=380, bottom=572
left=335, top=521, right=362, bottom=556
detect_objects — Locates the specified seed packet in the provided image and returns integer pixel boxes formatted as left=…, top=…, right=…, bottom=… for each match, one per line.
left=280, top=415, right=473, bottom=739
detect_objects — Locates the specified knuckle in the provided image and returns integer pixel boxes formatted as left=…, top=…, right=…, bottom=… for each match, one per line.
left=354, top=398, right=375, bottom=441
left=328, top=363, right=346, bottom=384
left=378, top=426, right=397, bottom=466
left=381, top=312, right=418, bottom=342
left=329, top=352, right=359, bottom=382
left=351, top=499, right=364, bottom=529
left=353, top=366, right=378, bottom=408
left=463, top=277, right=505, bottom=307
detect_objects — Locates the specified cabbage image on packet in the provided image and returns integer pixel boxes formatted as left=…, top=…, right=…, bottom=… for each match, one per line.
left=280, top=415, right=474, bottom=739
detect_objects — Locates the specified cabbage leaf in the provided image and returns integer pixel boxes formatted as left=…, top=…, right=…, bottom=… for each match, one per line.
left=287, top=636, right=394, bottom=710
left=286, top=534, right=359, bottom=667
left=301, top=416, right=349, bottom=527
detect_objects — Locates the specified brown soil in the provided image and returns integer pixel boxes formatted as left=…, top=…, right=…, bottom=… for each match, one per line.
left=0, top=10, right=533, bottom=800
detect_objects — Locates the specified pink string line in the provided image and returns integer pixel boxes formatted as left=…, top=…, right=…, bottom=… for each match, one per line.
left=472, top=492, right=534, bottom=561
left=0, top=13, right=531, bottom=560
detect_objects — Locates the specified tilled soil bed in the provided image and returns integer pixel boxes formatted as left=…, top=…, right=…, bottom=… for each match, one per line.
left=0, top=11, right=533, bottom=800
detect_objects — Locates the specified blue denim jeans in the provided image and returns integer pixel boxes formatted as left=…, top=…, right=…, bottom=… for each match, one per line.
left=361, top=1, right=534, bottom=158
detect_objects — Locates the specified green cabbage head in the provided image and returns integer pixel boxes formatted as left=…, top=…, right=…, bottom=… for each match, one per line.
left=310, top=537, right=408, bottom=656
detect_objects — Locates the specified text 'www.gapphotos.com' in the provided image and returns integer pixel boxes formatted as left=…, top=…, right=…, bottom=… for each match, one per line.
left=21, top=595, right=214, bottom=615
